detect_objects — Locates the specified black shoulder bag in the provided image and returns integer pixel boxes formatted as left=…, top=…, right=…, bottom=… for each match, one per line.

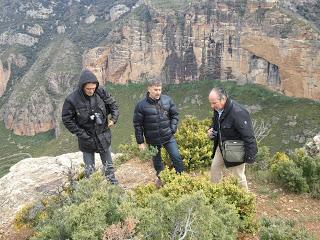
left=218, top=121, right=245, bottom=163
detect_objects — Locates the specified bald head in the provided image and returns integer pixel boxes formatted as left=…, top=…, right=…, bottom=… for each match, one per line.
left=208, top=87, right=227, bottom=111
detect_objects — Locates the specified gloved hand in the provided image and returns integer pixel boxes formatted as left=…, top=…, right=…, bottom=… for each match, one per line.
left=245, top=154, right=256, bottom=164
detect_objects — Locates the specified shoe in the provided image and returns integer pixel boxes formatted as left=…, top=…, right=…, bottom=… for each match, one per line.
left=155, top=178, right=162, bottom=188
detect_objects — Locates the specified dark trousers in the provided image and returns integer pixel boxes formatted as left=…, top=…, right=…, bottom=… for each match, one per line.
left=153, top=138, right=184, bottom=176
left=83, top=145, right=118, bottom=184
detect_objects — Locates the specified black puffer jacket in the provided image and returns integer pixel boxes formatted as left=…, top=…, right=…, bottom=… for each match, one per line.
left=133, top=93, right=179, bottom=146
left=212, top=98, right=258, bottom=167
left=62, top=71, right=119, bottom=153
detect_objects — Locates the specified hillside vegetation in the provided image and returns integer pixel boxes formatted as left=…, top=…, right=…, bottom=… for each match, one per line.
left=0, top=80, right=319, bottom=177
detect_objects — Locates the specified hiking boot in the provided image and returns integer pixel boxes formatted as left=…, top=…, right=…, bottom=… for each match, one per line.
left=155, top=178, right=162, bottom=188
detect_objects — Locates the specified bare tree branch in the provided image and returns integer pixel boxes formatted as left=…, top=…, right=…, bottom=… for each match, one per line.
left=169, top=207, right=195, bottom=240
left=252, top=119, right=271, bottom=144
left=178, top=207, right=195, bottom=240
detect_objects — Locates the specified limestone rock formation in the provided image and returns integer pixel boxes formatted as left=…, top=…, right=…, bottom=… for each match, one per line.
left=0, top=32, right=38, bottom=47
left=26, top=24, right=44, bottom=36
left=84, top=14, right=96, bottom=24
left=0, top=60, right=11, bottom=97
left=88, top=1, right=320, bottom=100
left=0, top=152, right=80, bottom=228
left=0, top=38, right=80, bottom=136
left=0, top=54, right=27, bottom=97
left=2, top=86, right=56, bottom=135
left=26, top=5, right=54, bottom=19
left=110, top=4, right=130, bottom=21
left=8, top=54, right=27, bottom=68
left=0, top=152, right=155, bottom=230
left=57, top=25, right=66, bottom=34
left=83, top=47, right=110, bottom=85
left=305, top=132, right=320, bottom=157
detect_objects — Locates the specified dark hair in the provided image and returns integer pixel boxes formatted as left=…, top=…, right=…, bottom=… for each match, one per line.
left=147, top=77, right=163, bottom=87
left=211, top=87, right=228, bottom=100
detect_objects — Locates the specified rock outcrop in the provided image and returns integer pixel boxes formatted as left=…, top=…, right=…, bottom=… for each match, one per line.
left=26, top=24, right=44, bottom=36
left=0, top=38, right=80, bottom=136
left=0, top=60, right=11, bottom=97
left=0, top=32, right=38, bottom=47
left=84, top=14, right=96, bottom=24
left=0, top=152, right=84, bottom=229
left=110, top=4, right=130, bottom=21
left=0, top=54, right=28, bottom=97
left=0, top=152, right=155, bottom=230
left=88, top=1, right=320, bottom=100
left=305, top=132, right=320, bottom=157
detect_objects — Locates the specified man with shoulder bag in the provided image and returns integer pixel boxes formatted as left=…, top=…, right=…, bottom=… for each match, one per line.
left=207, top=87, right=257, bottom=190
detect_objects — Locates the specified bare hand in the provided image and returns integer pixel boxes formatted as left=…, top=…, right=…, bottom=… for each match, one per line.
left=207, top=128, right=213, bottom=138
left=138, top=143, right=146, bottom=151
left=107, top=120, right=114, bottom=128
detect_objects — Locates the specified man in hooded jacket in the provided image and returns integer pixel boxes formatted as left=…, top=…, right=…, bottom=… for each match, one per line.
left=62, top=69, right=119, bottom=184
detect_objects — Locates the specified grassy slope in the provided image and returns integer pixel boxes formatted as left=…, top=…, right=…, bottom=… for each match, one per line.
left=0, top=80, right=320, bottom=177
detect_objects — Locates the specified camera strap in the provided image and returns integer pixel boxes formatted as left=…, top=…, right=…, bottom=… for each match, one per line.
left=89, top=95, right=98, bottom=112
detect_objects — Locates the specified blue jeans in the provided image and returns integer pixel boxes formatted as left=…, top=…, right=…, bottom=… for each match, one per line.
left=153, top=138, right=184, bottom=176
left=83, top=146, right=118, bottom=184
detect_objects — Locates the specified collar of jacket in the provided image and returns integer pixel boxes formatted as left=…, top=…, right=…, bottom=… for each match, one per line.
left=217, top=98, right=233, bottom=121
left=146, top=92, right=160, bottom=105
left=77, top=88, right=96, bottom=106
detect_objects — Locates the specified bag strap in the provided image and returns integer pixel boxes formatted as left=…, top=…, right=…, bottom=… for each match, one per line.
left=217, top=118, right=225, bottom=159
left=96, top=87, right=111, bottom=111
left=95, top=88, right=106, bottom=102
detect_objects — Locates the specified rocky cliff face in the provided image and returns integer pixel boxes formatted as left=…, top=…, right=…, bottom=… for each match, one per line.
left=0, top=0, right=319, bottom=136
left=0, top=0, right=139, bottom=136
left=92, top=1, right=320, bottom=100
left=0, top=59, right=10, bottom=97
left=0, top=38, right=80, bottom=135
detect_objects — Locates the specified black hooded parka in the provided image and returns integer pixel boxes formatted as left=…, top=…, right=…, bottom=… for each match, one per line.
left=62, top=70, right=119, bottom=153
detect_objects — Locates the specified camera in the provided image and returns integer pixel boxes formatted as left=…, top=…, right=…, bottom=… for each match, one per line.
left=89, top=113, right=103, bottom=125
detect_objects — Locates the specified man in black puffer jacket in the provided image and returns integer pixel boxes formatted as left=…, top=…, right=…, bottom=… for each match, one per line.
left=62, top=69, right=119, bottom=184
left=208, top=87, right=257, bottom=190
left=133, top=78, right=184, bottom=179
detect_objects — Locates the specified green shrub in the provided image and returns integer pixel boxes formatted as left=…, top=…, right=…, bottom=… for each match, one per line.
left=249, top=145, right=271, bottom=171
left=259, top=217, right=316, bottom=240
left=21, top=173, right=126, bottom=240
left=115, top=135, right=158, bottom=165
left=14, top=202, right=46, bottom=230
left=270, top=151, right=290, bottom=165
left=163, top=116, right=212, bottom=171
left=18, top=170, right=254, bottom=239
left=270, top=158, right=309, bottom=193
left=269, top=149, right=320, bottom=197
left=122, top=191, right=240, bottom=240
left=133, top=168, right=257, bottom=233
left=291, top=149, right=320, bottom=198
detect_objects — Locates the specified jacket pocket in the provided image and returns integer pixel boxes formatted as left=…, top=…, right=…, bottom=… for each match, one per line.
left=97, top=101, right=107, bottom=118
left=76, top=107, right=90, bottom=125
left=97, top=130, right=111, bottom=151
left=221, top=123, right=237, bottom=138
left=78, top=136, right=96, bottom=151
